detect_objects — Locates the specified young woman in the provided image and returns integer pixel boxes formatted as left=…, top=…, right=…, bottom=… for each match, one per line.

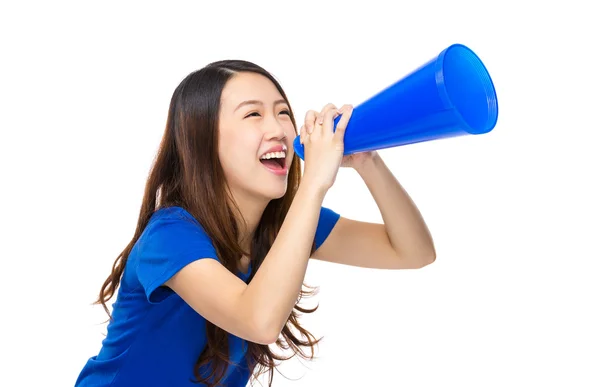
left=74, top=60, right=436, bottom=387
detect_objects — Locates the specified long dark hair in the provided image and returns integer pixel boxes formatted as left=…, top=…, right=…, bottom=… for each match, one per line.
left=95, top=60, right=321, bottom=386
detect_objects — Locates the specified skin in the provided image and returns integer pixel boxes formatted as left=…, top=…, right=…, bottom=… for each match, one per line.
left=166, top=71, right=436, bottom=345
left=217, top=72, right=297, bottom=257
left=300, top=105, right=437, bottom=269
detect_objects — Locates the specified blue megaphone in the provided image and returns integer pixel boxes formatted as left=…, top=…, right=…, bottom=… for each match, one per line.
left=293, top=43, right=498, bottom=159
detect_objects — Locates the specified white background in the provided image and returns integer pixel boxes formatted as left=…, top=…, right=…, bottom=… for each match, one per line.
left=1, top=1, right=599, bottom=386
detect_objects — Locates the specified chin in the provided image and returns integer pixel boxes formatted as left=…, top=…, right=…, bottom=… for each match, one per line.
left=262, top=184, right=288, bottom=200
left=254, top=167, right=289, bottom=200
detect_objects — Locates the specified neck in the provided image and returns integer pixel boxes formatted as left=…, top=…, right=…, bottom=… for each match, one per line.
left=229, top=191, right=270, bottom=251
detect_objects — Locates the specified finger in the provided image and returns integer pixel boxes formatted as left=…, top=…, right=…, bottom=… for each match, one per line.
left=304, top=110, right=318, bottom=134
left=321, top=105, right=341, bottom=136
left=333, top=104, right=353, bottom=143
left=316, top=103, right=337, bottom=124
left=316, top=103, right=338, bottom=132
left=299, top=125, right=307, bottom=144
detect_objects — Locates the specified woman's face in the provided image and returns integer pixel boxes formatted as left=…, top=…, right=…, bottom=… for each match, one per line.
left=218, top=72, right=296, bottom=204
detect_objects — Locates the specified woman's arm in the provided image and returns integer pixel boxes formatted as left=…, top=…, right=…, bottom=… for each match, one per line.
left=313, top=152, right=436, bottom=269
left=166, top=181, right=327, bottom=345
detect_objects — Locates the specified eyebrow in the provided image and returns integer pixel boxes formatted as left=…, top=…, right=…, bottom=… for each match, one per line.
left=234, top=99, right=288, bottom=112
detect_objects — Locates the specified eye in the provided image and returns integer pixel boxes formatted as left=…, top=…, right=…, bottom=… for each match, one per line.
left=280, top=109, right=291, bottom=116
left=245, top=112, right=261, bottom=118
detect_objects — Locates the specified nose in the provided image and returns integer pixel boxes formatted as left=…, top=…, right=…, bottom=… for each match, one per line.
left=263, top=115, right=286, bottom=141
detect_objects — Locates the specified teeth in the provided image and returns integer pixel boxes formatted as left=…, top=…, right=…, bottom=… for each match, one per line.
left=260, top=151, right=286, bottom=160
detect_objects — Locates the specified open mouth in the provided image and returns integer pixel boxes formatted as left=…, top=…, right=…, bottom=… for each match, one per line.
left=259, top=151, right=286, bottom=170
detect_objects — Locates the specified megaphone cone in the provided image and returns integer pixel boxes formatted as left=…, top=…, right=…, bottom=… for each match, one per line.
left=293, top=44, right=498, bottom=159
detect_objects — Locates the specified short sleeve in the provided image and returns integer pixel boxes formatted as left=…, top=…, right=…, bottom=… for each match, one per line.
left=134, top=208, right=220, bottom=303
left=315, top=206, right=341, bottom=251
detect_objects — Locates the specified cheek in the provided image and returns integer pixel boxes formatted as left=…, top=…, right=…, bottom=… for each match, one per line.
left=285, top=122, right=297, bottom=136
left=285, top=124, right=297, bottom=146
left=219, top=132, right=260, bottom=174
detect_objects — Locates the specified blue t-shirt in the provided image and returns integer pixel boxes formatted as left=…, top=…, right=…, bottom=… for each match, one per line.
left=75, top=205, right=340, bottom=387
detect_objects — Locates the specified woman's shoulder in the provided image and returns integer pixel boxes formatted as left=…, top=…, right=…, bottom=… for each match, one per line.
left=151, top=205, right=196, bottom=222
left=134, top=205, right=214, bottom=252
left=127, top=205, right=220, bottom=286
left=145, top=205, right=205, bottom=232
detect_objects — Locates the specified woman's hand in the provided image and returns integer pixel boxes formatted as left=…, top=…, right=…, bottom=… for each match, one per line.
left=300, top=104, right=376, bottom=172
left=298, top=103, right=352, bottom=193
left=340, top=149, right=378, bottom=171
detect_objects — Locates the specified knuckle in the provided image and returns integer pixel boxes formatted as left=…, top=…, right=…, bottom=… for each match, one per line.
left=321, top=103, right=335, bottom=112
